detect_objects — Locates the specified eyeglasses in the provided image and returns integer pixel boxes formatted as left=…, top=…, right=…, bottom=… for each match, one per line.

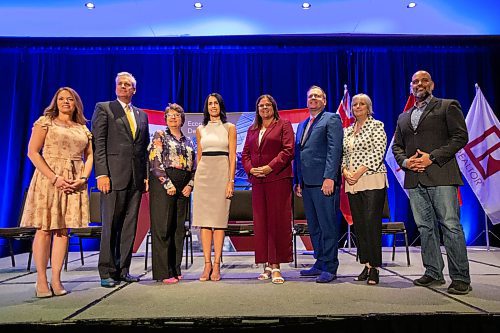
left=166, top=113, right=181, bottom=119
left=258, top=103, right=272, bottom=109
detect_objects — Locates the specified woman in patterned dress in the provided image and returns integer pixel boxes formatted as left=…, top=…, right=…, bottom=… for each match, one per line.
left=341, top=93, right=388, bottom=285
left=148, top=103, right=196, bottom=284
left=21, top=87, right=93, bottom=297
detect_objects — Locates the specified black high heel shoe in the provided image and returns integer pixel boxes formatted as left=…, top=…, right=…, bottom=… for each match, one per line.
left=367, top=268, right=379, bottom=285
left=354, top=266, right=369, bottom=281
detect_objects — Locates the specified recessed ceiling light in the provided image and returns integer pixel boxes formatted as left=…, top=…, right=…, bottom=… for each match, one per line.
left=85, top=2, right=95, bottom=10
left=194, top=2, right=203, bottom=10
left=407, top=2, right=417, bottom=8
left=302, top=3, right=312, bottom=10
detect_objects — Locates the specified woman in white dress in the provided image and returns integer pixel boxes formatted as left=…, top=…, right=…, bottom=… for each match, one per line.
left=192, top=93, right=236, bottom=281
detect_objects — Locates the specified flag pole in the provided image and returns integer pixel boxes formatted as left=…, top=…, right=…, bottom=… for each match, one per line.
left=485, top=213, right=490, bottom=251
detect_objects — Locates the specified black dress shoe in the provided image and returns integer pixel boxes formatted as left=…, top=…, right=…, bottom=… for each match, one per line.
left=120, top=274, right=140, bottom=283
left=354, top=266, right=369, bottom=281
left=413, top=275, right=445, bottom=287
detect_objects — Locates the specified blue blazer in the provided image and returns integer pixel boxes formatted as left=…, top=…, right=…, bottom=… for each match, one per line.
left=294, top=110, right=343, bottom=187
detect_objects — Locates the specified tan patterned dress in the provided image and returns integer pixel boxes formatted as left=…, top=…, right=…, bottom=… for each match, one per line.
left=21, top=116, right=91, bottom=230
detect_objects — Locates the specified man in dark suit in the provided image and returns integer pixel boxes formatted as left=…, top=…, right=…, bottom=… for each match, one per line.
left=294, top=85, right=343, bottom=283
left=92, top=72, right=150, bottom=288
left=392, top=70, right=471, bottom=295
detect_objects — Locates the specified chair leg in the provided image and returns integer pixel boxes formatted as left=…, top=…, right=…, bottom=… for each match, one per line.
left=27, top=238, right=34, bottom=271
left=79, top=238, right=84, bottom=265
left=392, top=234, right=396, bottom=261
left=404, top=231, right=411, bottom=266
left=293, top=233, right=297, bottom=268
left=8, top=239, right=15, bottom=267
left=190, top=235, right=193, bottom=265
left=144, top=234, right=150, bottom=271
left=27, top=248, right=33, bottom=271
left=185, top=235, right=189, bottom=270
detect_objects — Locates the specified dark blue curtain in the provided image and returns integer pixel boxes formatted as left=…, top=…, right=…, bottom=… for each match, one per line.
left=1, top=35, right=499, bottom=256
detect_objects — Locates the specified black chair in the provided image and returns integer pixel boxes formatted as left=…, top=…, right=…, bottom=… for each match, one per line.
left=292, top=194, right=358, bottom=267
left=0, top=190, right=36, bottom=270
left=221, top=189, right=254, bottom=264
left=144, top=197, right=193, bottom=270
left=65, top=190, right=102, bottom=270
left=226, top=189, right=254, bottom=237
left=381, top=197, right=411, bottom=266
left=292, top=194, right=307, bottom=268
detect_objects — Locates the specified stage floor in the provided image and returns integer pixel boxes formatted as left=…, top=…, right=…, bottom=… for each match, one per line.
left=1, top=246, right=499, bottom=331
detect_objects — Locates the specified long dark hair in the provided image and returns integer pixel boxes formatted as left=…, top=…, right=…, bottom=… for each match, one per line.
left=202, top=93, right=227, bottom=126
left=43, top=87, right=87, bottom=125
left=252, top=94, right=280, bottom=130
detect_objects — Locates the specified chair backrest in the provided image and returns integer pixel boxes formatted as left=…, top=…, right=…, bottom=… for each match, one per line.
left=228, top=190, right=253, bottom=222
left=89, top=191, right=101, bottom=224
left=293, top=194, right=306, bottom=221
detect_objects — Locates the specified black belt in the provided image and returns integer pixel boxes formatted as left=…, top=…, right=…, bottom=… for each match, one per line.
left=202, top=151, right=229, bottom=156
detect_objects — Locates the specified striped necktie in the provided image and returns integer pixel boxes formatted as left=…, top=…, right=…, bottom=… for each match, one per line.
left=124, top=104, right=136, bottom=139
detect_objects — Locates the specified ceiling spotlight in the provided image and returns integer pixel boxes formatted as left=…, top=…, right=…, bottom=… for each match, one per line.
left=85, top=2, right=95, bottom=10
left=302, top=3, right=311, bottom=10
left=194, top=2, right=203, bottom=10
left=407, top=2, right=417, bottom=8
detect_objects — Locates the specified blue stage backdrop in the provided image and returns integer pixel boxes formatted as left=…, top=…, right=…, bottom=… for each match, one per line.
left=1, top=35, right=500, bottom=257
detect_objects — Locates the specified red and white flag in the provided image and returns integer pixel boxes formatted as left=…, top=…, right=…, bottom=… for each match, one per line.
left=457, top=84, right=500, bottom=225
left=385, top=94, right=416, bottom=198
left=336, top=85, right=354, bottom=225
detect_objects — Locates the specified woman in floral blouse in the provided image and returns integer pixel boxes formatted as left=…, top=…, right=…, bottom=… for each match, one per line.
left=342, top=93, right=388, bottom=285
left=148, top=103, right=196, bottom=284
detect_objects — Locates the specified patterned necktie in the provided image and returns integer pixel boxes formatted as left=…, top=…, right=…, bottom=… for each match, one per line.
left=301, top=116, right=315, bottom=145
left=124, top=104, right=136, bottom=139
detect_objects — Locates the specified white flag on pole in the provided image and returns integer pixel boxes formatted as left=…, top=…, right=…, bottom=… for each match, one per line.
left=457, top=84, right=500, bottom=225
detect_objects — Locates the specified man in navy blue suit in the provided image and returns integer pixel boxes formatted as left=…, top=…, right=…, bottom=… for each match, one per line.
left=294, top=85, right=343, bottom=283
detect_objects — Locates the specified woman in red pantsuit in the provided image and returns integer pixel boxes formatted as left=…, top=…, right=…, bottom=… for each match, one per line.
left=242, top=95, right=294, bottom=284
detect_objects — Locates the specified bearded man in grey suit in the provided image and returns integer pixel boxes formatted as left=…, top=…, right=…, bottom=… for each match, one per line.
left=392, top=70, right=471, bottom=295
left=92, top=72, right=150, bottom=288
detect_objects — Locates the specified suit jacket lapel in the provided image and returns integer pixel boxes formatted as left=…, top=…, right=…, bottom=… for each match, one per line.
left=302, top=110, right=324, bottom=146
left=417, top=97, right=438, bottom=129
left=131, top=105, right=141, bottom=141
left=111, top=100, right=134, bottom=141
left=259, top=120, right=277, bottom=150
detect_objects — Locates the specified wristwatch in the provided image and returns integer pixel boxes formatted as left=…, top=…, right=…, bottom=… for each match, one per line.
left=429, top=154, right=436, bottom=163
left=80, top=176, right=89, bottom=184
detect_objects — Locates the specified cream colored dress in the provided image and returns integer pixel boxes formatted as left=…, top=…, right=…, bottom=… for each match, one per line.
left=21, top=116, right=91, bottom=230
left=192, top=120, right=232, bottom=228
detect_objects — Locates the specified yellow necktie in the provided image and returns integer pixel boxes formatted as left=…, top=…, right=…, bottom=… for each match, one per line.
left=124, top=104, right=136, bottom=139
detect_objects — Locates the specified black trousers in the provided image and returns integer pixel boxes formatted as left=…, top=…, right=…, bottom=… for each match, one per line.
left=149, top=169, right=191, bottom=280
left=348, top=188, right=386, bottom=267
left=98, top=181, right=142, bottom=279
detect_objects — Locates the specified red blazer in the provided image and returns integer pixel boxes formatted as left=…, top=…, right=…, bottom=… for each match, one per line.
left=242, top=118, right=294, bottom=184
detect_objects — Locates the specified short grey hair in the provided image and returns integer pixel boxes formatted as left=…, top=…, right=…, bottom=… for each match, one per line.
left=351, top=93, right=373, bottom=116
left=115, top=71, right=137, bottom=88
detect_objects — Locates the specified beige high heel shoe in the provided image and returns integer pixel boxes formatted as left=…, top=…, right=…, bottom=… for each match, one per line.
left=210, top=261, right=221, bottom=281
left=199, top=261, right=212, bottom=282
left=35, top=283, right=53, bottom=298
